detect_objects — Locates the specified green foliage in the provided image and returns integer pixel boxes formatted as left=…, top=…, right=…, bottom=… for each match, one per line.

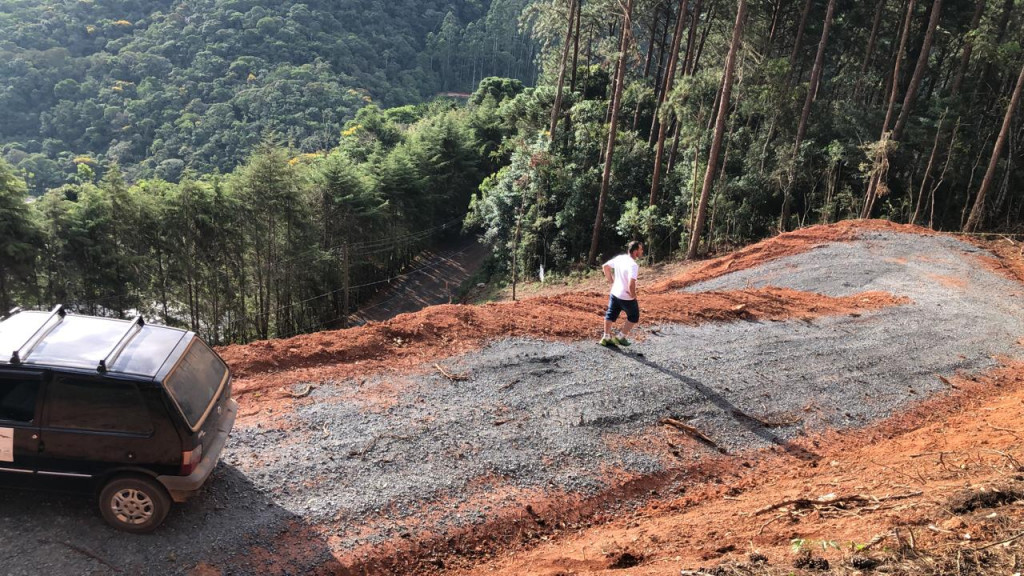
left=0, top=159, right=41, bottom=311
left=5, top=0, right=1024, bottom=345
left=0, top=0, right=539, bottom=194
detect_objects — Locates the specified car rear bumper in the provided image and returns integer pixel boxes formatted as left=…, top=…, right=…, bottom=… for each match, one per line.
left=156, top=398, right=238, bottom=502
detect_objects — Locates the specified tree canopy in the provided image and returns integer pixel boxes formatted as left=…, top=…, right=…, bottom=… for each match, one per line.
left=0, top=0, right=537, bottom=192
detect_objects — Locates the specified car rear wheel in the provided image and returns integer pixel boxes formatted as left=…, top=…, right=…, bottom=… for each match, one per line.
left=98, top=475, right=171, bottom=533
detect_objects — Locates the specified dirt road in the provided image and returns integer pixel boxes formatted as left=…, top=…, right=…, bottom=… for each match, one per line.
left=2, top=221, right=1022, bottom=576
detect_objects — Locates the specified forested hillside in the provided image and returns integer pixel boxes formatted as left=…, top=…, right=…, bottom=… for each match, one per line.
left=0, top=0, right=535, bottom=190
left=1, top=0, right=1022, bottom=346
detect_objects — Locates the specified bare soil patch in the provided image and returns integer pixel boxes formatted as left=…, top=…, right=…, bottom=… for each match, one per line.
left=8, top=220, right=1014, bottom=576
left=197, top=220, right=1024, bottom=576
left=439, top=361, right=1024, bottom=576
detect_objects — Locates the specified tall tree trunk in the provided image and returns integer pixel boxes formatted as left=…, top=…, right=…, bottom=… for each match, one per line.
left=892, top=0, right=943, bottom=142
left=911, top=108, right=946, bottom=224
left=587, top=0, right=634, bottom=265
left=950, top=0, right=986, bottom=97
left=667, top=119, right=683, bottom=173
left=787, top=0, right=814, bottom=84
left=688, top=0, right=747, bottom=260
left=783, top=0, right=836, bottom=229
left=766, top=0, right=782, bottom=50
left=684, top=0, right=705, bottom=75
left=649, top=0, right=690, bottom=206
left=861, top=0, right=917, bottom=218
left=641, top=3, right=661, bottom=79
left=549, top=0, right=579, bottom=146
left=794, top=0, right=836, bottom=151
left=692, top=0, right=718, bottom=76
left=648, top=4, right=675, bottom=140
left=860, top=0, right=887, bottom=77
left=654, top=5, right=672, bottom=82
left=964, top=62, right=1024, bottom=232
left=570, top=0, right=582, bottom=90
left=341, top=242, right=350, bottom=328
left=928, top=115, right=960, bottom=228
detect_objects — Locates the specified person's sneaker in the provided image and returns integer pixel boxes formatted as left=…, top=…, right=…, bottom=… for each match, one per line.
left=613, top=336, right=632, bottom=347
left=599, top=336, right=616, bottom=347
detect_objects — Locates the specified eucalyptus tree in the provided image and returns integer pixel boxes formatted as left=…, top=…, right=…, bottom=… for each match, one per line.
left=0, top=160, right=41, bottom=312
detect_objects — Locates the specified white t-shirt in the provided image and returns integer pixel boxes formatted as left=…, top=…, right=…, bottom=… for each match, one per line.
left=604, top=254, right=638, bottom=300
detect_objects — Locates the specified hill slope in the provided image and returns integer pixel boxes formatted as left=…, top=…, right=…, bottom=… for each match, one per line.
left=0, top=0, right=534, bottom=190
left=2, top=220, right=1023, bottom=576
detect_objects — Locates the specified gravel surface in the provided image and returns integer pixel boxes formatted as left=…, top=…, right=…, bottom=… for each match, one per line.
left=2, top=231, right=1022, bottom=575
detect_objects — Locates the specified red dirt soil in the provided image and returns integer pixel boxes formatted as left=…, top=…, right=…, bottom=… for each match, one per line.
left=210, top=221, right=1024, bottom=575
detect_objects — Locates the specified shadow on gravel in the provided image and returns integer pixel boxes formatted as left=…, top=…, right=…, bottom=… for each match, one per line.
left=614, top=348, right=821, bottom=462
left=0, top=464, right=341, bottom=575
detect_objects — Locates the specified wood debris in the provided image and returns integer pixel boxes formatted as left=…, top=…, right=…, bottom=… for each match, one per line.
left=434, top=363, right=468, bottom=381
left=659, top=418, right=726, bottom=453
left=754, top=490, right=923, bottom=515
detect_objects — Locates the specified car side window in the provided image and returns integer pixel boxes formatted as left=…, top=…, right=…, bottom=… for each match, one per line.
left=0, top=378, right=40, bottom=423
left=45, top=377, right=153, bottom=435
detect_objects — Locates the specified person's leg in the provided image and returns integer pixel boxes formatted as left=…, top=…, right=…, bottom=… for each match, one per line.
left=601, top=296, right=622, bottom=344
left=621, top=320, right=636, bottom=336
left=616, top=300, right=640, bottom=344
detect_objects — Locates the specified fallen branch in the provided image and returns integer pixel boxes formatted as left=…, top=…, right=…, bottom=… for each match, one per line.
left=909, top=451, right=955, bottom=458
left=435, top=363, right=468, bottom=381
left=975, top=530, right=1024, bottom=551
left=754, top=491, right=923, bottom=515
left=986, top=424, right=1022, bottom=440
left=659, top=418, right=726, bottom=453
left=757, top=513, right=786, bottom=535
left=860, top=531, right=889, bottom=550
left=985, top=449, right=1023, bottom=471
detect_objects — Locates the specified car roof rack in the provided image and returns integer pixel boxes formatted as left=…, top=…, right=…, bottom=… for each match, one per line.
left=97, top=315, right=145, bottom=373
left=3, top=307, right=22, bottom=321
left=10, top=304, right=66, bottom=366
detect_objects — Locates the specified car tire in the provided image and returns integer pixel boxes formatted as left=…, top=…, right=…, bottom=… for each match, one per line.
left=98, top=475, right=171, bottom=533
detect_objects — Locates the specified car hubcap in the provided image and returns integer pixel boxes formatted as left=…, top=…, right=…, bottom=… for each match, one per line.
left=111, top=489, right=154, bottom=525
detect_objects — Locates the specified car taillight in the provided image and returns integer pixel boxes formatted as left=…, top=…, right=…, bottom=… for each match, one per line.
left=180, top=444, right=203, bottom=475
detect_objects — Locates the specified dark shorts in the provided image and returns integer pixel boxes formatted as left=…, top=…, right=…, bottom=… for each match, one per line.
left=605, top=295, right=640, bottom=323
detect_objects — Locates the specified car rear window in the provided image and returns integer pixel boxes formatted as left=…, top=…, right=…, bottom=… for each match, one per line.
left=164, top=340, right=228, bottom=430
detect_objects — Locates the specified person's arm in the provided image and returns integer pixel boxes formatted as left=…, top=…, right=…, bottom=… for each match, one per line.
left=603, top=263, right=614, bottom=284
left=627, top=263, right=638, bottom=298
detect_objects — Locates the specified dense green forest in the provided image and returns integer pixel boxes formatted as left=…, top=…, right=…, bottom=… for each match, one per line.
left=1, top=0, right=1022, bottom=344
left=0, top=0, right=536, bottom=191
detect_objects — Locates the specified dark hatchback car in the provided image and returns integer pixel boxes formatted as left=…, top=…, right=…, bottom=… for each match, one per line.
left=0, top=305, right=237, bottom=533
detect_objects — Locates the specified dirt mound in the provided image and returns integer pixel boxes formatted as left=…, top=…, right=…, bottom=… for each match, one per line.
left=219, top=219, right=921, bottom=396
left=650, top=219, right=934, bottom=292
left=220, top=288, right=905, bottom=398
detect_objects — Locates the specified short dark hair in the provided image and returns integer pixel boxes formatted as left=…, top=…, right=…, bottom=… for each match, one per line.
left=627, top=240, right=643, bottom=255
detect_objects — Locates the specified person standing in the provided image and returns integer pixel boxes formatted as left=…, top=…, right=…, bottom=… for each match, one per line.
left=599, top=241, right=643, bottom=347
